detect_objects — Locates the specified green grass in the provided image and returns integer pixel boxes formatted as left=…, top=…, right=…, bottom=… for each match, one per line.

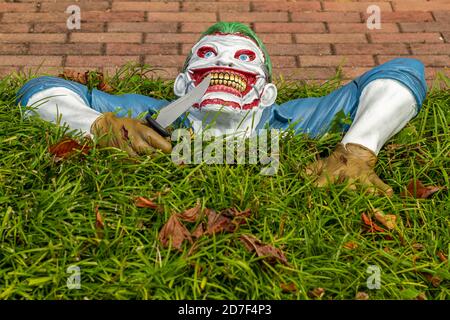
left=0, top=65, right=448, bottom=300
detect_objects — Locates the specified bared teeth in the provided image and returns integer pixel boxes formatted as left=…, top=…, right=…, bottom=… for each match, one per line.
left=207, top=71, right=248, bottom=92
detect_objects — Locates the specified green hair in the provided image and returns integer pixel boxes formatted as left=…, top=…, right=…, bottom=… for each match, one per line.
left=182, top=22, right=273, bottom=82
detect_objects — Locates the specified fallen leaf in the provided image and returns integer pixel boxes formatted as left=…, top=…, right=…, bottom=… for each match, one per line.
left=355, top=292, right=369, bottom=300
left=95, top=206, right=104, bottom=238
left=307, top=287, right=325, bottom=299
left=48, top=138, right=91, bottom=161
left=374, top=210, right=397, bottom=230
left=412, top=243, right=425, bottom=251
left=437, top=251, right=448, bottom=263
left=415, top=292, right=427, bottom=300
left=343, top=241, right=358, bottom=250
left=134, top=196, right=159, bottom=209
left=178, top=202, right=202, bottom=223
left=98, top=81, right=114, bottom=93
left=191, top=223, right=205, bottom=239
left=239, top=234, right=289, bottom=266
left=401, top=179, right=442, bottom=199
left=280, top=282, right=298, bottom=293
left=206, top=209, right=236, bottom=234
left=361, top=213, right=385, bottom=233
left=59, top=70, right=87, bottom=84
left=158, top=214, right=192, bottom=250
left=422, top=272, right=442, bottom=287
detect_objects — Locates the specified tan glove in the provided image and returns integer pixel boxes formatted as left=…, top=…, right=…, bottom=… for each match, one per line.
left=305, top=143, right=393, bottom=196
left=90, top=112, right=172, bottom=157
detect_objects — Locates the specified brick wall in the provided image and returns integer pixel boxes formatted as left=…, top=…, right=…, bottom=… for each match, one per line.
left=0, top=0, right=449, bottom=84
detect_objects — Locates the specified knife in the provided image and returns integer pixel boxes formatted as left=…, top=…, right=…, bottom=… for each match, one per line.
left=145, top=74, right=212, bottom=137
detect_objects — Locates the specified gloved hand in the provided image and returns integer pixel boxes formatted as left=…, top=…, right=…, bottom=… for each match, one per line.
left=90, top=112, right=172, bottom=157
left=305, top=143, right=393, bottom=196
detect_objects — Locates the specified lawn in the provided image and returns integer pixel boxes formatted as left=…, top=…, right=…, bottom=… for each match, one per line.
left=0, top=66, right=448, bottom=299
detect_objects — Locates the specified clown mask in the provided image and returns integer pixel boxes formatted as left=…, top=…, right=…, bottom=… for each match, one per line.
left=174, top=30, right=277, bottom=136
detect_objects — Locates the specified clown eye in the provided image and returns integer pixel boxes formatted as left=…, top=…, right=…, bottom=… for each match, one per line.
left=197, top=46, right=217, bottom=59
left=234, top=49, right=256, bottom=62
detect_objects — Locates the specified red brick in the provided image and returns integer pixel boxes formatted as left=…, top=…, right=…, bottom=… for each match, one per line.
left=324, top=2, right=392, bottom=12
left=265, top=44, right=332, bottom=55
left=254, top=22, right=325, bottom=33
left=83, top=11, right=145, bottom=22
left=394, top=1, right=450, bottom=11
left=0, top=3, right=37, bottom=12
left=0, top=44, right=28, bottom=54
left=33, top=23, right=104, bottom=33
left=259, top=33, right=292, bottom=44
left=22, top=66, right=62, bottom=76
left=295, top=33, right=368, bottom=43
left=112, top=2, right=179, bottom=12
left=335, top=43, right=409, bottom=55
left=0, top=67, right=20, bottom=77
left=145, top=33, right=199, bottom=43
left=273, top=67, right=338, bottom=81
left=70, top=33, right=142, bottom=43
left=442, top=32, right=450, bottom=42
left=108, top=43, right=178, bottom=55
left=328, top=23, right=399, bottom=33
left=183, top=2, right=250, bottom=12
left=0, top=56, right=62, bottom=66
left=108, top=22, right=178, bottom=33
left=145, top=55, right=185, bottom=67
left=181, top=23, right=216, bottom=33
left=219, top=12, right=288, bottom=22
left=104, top=67, right=179, bottom=80
left=1, top=12, right=67, bottom=23
left=425, top=67, right=450, bottom=80
left=148, top=12, right=216, bottom=22
left=0, top=33, right=65, bottom=43
left=300, top=55, right=375, bottom=67
left=66, top=56, right=140, bottom=67
left=270, top=56, right=297, bottom=68
left=370, top=33, right=444, bottom=43
left=433, top=11, right=450, bottom=23
left=29, top=43, right=103, bottom=55
left=39, top=1, right=109, bottom=11
left=253, top=1, right=321, bottom=12
left=378, top=55, right=450, bottom=67
left=410, top=43, right=450, bottom=55
left=292, top=12, right=361, bottom=23
left=341, top=67, right=373, bottom=79
left=0, top=24, right=30, bottom=33
left=361, top=11, right=433, bottom=23
left=400, top=22, right=450, bottom=32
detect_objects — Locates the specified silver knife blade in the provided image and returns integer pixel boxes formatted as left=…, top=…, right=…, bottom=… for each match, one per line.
left=155, top=74, right=212, bottom=128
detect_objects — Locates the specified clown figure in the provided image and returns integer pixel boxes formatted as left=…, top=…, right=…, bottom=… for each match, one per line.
left=17, top=22, right=427, bottom=196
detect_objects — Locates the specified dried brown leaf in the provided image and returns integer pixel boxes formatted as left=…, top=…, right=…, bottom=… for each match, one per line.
left=280, top=282, right=298, bottom=293
left=374, top=210, right=397, bottom=230
left=355, top=292, right=369, bottom=300
left=361, top=212, right=385, bottom=233
left=307, top=287, right=325, bottom=299
left=95, top=206, right=104, bottom=230
left=59, top=70, right=87, bottom=84
left=158, top=214, right=192, bottom=250
left=206, top=209, right=236, bottom=234
left=401, top=179, right=442, bottom=199
left=48, top=138, right=91, bottom=161
left=437, top=251, right=448, bottom=263
left=239, top=234, right=288, bottom=266
left=134, top=196, right=160, bottom=209
left=415, top=292, right=427, bottom=300
left=343, top=241, right=358, bottom=250
left=191, top=223, right=205, bottom=239
left=422, top=272, right=442, bottom=287
left=178, top=202, right=202, bottom=223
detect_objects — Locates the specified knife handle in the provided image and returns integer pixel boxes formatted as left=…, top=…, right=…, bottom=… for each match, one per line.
left=145, top=114, right=170, bottom=138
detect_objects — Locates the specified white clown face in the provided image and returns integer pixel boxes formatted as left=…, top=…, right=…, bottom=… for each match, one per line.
left=174, top=34, right=277, bottom=115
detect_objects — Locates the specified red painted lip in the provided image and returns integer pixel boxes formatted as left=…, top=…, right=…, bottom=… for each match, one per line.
left=189, top=66, right=257, bottom=98
left=193, top=98, right=260, bottom=110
